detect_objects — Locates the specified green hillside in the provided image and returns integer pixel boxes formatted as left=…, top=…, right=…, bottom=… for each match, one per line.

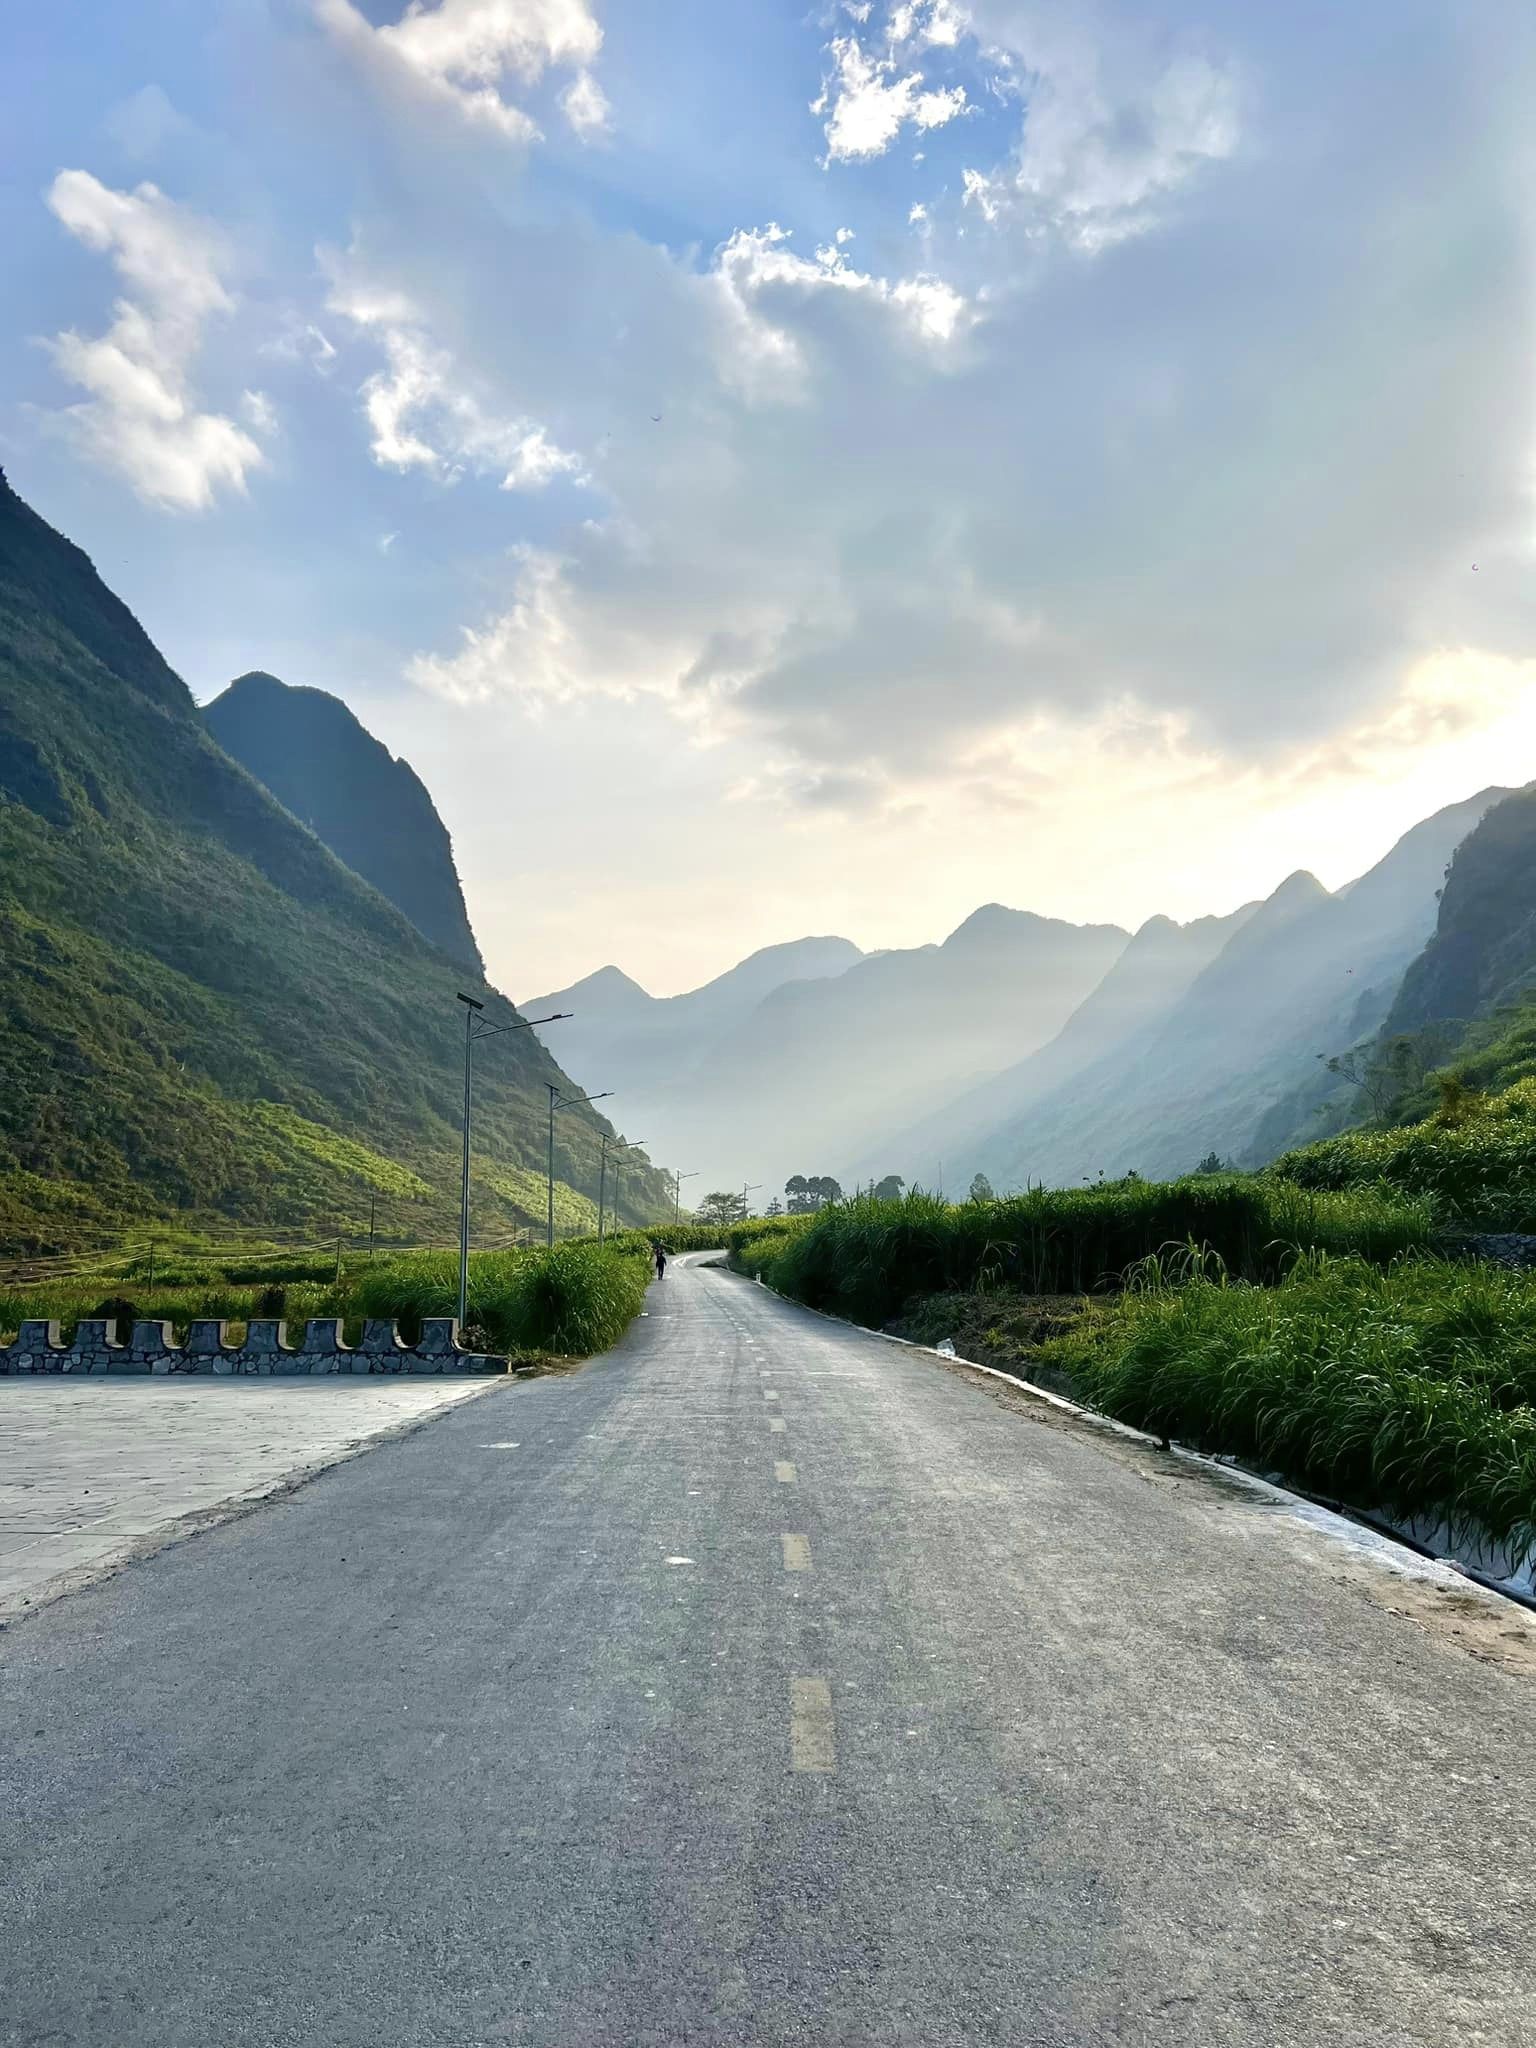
left=1388, top=782, right=1536, bottom=1038
left=1371, top=782, right=1536, bottom=1112
left=1295, top=784, right=1536, bottom=1135
left=0, top=470, right=668, bottom=1252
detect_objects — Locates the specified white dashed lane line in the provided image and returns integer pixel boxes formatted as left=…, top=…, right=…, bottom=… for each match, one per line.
left=789, top=1677, right=835, bottom=1774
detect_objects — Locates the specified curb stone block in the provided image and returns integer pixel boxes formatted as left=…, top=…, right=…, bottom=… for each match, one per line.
left=1, top=1316, right=508, bottom=1377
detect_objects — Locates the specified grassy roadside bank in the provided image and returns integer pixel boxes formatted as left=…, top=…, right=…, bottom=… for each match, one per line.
left=727, top=1179, right=1431, bottom=1320
left=725, top=1177, right=1536, bottom=1546
left=0, top=1239, right=653, bottom=1364
left=1052, top=1255, right=1536, bottom=1546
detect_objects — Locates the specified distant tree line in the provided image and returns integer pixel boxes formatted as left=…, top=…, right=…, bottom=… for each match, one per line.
left=701, top=1170, right=1000, bottom=1224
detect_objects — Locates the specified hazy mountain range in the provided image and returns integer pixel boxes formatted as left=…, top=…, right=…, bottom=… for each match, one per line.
left=526, top=910, right=1127, bottom=1194
left=533, top=789, right=1512, bottom=1198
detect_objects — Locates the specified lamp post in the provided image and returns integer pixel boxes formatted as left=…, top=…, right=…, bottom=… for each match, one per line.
left=547, top=1084, right=613, bottom=1246
left=455, top=995, right=571, bottom=1329
left=671, top=1170, right=698, bottom=1224
left=597, top=1134, right=645, bottom=1242
left=741, top=1181, right=761, bottom=1221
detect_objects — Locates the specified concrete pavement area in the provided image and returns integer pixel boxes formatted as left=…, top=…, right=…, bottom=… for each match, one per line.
left=3, top=1254, right=1534, bottom=2046
left=0, top=1377, right=498, bottom=1618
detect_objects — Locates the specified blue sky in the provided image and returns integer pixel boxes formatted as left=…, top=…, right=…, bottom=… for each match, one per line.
left=6, top=0, right=1536, bottom=995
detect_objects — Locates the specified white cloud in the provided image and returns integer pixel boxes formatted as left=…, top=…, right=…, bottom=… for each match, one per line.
left=299, top=0, right=1536, bottom=889
left=42, top=171, right=265, bottom=510
left=103, top=84, right=202, bottom=163
left=818, top=3, right=1236, bottom=248
left=560, top=68, right=610, bottom=136
left=958, top=20, right=1240, bottom=248
left=263, top=316, right=338, bottom=372
left=327, top=271, right=582, bottom=489
left=239, top=389, right=277, bottom=434
left=815, top=34, right=968, bottom=163
left=315, top=0, right=605, bottom=143
left=888, top=0, right=966, bottom=47
left=692, top=223, right=973, bottom=405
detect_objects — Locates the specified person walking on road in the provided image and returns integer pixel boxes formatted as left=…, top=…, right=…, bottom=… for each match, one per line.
left=653, top=1241, right=667, bottom=1280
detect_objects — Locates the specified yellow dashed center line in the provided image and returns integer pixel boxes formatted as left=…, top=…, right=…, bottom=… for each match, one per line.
left=781, top=1533, right=812, bottom=1573
left=789, top=1677, right=835, bottom=1773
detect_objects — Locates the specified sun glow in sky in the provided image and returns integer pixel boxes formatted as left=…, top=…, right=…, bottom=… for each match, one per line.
left=6, top=1, right=1536, bottom=995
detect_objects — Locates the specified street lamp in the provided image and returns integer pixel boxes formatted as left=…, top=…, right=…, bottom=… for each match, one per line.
left=671, top=1170, right=698, bottom=1224
left=546, top=1083, right=613, bottom=1245
left=456, top=994, right=571, bottom=1329
left=741, top=1182, right=761, bottom=1221
left=597, top=1133, right=645, bottom=1243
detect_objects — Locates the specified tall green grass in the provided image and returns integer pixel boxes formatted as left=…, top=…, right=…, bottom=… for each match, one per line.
left=730, top=1180, right=1432, bottom=1328
left=1, top=1240, right=653, bottom=1360
left=318, top=1241, right=651, bottom=1356
left=1049, top=1254, right=1536, bottom=1544
left=601, top=1223, right=734, bottom=1256
left=0, top=1278, right=345, bottom=1343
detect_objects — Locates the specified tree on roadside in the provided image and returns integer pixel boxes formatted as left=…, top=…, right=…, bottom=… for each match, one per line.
left=697, top=1189, right=748, bottom=1226
left=1194, top=1151, right=1226, bottom=1175
left=968, top=1172, right=996, bottom=1203
left=784, top=1174, right=810, bottom=1212
left=873, top=1175, right=905, bottom=1202
left=764, top=1196, right=784, bottom=1217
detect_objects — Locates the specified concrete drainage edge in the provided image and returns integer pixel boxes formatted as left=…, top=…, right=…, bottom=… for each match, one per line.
left=730, top=1264, right=1512, bottom=1613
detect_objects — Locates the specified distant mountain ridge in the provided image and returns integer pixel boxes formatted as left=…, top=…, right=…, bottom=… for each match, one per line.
left=858, top=899, right=1259, bottom=1188
left=963, top=790, right=1508, bottom=1190
left=525, top=936, right=865, bottom=1113
left=205, top=671, right=483, bottom=973
left=538, top=789, right=1513, bottom=1205
left=541, top=908, right=1129, bottom=1194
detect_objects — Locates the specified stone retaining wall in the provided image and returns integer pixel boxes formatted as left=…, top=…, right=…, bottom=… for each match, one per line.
left=1, top=1317, right=509, bottom=1377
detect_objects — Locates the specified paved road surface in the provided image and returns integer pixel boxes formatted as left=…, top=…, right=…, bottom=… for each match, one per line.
left=4, top=1256, right=1534, bottom=2047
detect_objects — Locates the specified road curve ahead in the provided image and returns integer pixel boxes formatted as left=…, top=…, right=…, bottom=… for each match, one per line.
left=4, top=1255, right=1534, bottom=2047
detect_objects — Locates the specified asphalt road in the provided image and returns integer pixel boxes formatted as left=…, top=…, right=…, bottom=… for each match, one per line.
left=4, top=1255, right=1534, bottom=2047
